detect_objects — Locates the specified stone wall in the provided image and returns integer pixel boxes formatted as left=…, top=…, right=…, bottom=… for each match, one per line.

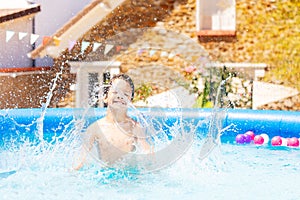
left=3, top=0, right=297, bottom=110
left=0, top=72, right=54, bottom=109
left=54, top=0, right=259, bottom=109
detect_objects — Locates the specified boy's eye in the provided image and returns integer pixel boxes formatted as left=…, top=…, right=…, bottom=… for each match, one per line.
left=111, top=91, right=130, bottom=98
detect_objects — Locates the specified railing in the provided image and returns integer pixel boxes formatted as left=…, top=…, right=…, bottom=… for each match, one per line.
left=206, top=62, right=267, bottom=80
left=205, top=62, right=267, bottom=109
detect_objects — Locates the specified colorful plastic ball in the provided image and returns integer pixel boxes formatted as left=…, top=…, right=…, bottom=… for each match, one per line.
left=281, top=138, right=288, bottom=146
left=287, top=137, right=299, bottom=147
left=245, top=131, right=255, bottom=140
left=236, top=134, right=246, bottom=144
left=243, top=134, right=252, bottom=143
left=271, top=136, right=282, bottom=146
left=260, top=133, right=270, bottom=144
left=254, top=135, right=264, bottom=145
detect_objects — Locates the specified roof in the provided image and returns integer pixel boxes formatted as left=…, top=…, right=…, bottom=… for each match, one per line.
left=0, top=1, right=40, bottom=23
left=28, top=0, right=126, bottom=59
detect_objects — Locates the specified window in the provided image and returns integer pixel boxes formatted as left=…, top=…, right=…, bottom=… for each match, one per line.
left=197, top=0, right=236, bottom=40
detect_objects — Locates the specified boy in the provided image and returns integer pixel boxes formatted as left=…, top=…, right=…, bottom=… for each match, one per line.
left=74, top=74, right=150, bottom=169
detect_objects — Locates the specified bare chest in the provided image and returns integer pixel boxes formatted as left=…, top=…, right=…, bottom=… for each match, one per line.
left=96, top=122, right=136, bottom=151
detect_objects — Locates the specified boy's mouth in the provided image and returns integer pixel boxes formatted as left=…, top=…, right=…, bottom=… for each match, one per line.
left=113, top=100, right=126, bottom=105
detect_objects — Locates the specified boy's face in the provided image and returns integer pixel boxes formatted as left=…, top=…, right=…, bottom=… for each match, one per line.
left=106, top=79, right=132, bottom=108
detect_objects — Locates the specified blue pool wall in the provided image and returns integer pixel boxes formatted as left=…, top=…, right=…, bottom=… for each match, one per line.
left=0, top=108, right=300, bottom=144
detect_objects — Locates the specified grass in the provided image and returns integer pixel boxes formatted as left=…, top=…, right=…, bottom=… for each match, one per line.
left=237, top=0, right=300, bottom=90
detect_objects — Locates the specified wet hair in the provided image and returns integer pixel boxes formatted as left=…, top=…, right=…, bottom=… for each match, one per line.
left=109, top=74, right=135, bottom=100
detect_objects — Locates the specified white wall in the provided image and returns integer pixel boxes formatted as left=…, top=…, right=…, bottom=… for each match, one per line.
left=0, top=15, right=34, bottom=68
left=33, top=0, right=92, bottom=66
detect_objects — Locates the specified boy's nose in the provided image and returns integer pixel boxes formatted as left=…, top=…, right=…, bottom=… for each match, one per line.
left=116, top=93, right=124, bottom=99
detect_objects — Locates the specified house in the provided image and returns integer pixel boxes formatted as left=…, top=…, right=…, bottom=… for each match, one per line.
left=28, top=0, right=187, bottom=108
left=0, top=0, right=40, bottom=68
left=28, top=0, right=238, bottom=108
left=1, top=0, right=299, bottom=110
left=0, top=0, right=92, bottom=108
left=32, top=0, right=92, bottom=67
left=0, top=0, right=92, bottom=68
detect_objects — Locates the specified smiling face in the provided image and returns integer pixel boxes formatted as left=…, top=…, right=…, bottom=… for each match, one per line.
left=105, top=78, right=133, bottom=109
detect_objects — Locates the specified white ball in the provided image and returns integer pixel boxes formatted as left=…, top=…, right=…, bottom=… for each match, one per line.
left=281, top=138, right=287, bottom=146
left=260, top=133, right=270, bottom=144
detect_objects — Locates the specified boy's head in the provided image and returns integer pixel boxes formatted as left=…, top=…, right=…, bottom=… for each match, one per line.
left=109, top=74, right=134, bottom=100
left=103, top=74, right=134, bottom=108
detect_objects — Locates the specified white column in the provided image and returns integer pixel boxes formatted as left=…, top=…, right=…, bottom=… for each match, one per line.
left=69, top=61, right=121, bottom=108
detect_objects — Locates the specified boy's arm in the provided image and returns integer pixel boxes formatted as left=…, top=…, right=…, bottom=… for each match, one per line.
left=73, top=125, right=96, bottom=170
left=134, top=123, right=152, bottom=153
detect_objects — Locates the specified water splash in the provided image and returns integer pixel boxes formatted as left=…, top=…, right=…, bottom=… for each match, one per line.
left=36, top=69, right=62, bottom=144
left=0, top=81, right=230, bottom=185
left=199, top=79, right=229, bottom=161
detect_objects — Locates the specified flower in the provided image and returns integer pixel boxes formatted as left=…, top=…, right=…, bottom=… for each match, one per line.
left=196, top=78, right=205, bottom=92
left=184, top=65, right=196, bottom=73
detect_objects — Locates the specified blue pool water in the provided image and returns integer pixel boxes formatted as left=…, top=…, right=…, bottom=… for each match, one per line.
left=1, top=108, right=300, bottom=199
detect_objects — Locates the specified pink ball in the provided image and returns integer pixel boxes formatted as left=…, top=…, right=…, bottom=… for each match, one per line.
left=245, top=131, right=255, bottom=140
left=271, top=136, right=282, bottom=146
left=254, top=135, right=264, bottom=145
left=287, top=137, right=299, bottom=147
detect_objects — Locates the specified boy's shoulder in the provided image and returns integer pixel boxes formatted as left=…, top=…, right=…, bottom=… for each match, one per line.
left=87, top=118, right=105, bottom=131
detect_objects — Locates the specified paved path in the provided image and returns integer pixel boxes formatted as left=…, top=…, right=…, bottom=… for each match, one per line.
left=252, top=81, right=299, bottom=109
left=134, top=82, right=299, bottom=109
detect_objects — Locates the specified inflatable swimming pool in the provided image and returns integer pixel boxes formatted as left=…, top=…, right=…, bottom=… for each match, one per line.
left=1, top=108, right=299, bottom=142
left=1, top=108, right=300, bottom=199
